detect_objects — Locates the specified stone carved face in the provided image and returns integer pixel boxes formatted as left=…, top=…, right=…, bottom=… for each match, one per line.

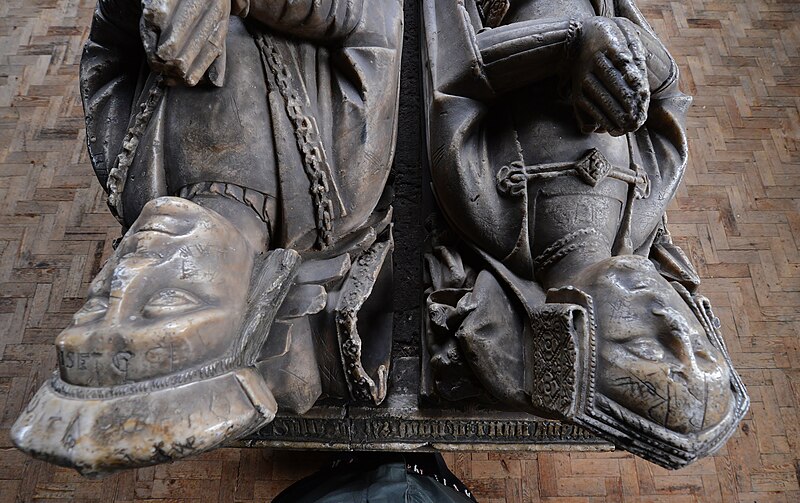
left=56, top=197, right=253, bottom=387
left=575, top=255, right=734, bottom=434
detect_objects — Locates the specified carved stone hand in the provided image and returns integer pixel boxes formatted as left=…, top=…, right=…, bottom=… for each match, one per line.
left=140, top=0, right=230, bottom=86
left=570, top=16, right=650, bottom=136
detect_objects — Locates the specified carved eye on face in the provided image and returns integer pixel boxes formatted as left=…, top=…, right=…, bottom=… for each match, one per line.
left=142, top=289, right=203, bottom=318
left=72, top=297, right=108, bottom=325
left=625, top=338, right=665, bottom=361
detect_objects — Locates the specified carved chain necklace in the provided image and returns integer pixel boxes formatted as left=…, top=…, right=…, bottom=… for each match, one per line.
left=254, top=34, right=336, bottom=251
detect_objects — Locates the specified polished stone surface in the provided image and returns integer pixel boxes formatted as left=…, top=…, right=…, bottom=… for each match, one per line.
left=0, top=0, right=797, bottom=498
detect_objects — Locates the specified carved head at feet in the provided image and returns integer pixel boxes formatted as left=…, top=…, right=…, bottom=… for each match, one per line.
left=575, top=255, right=733, bottom=434
left=55, top=196, right=255, bottom=387
left=12, top=196, right=296, bottom=475
left=531, top=255, right=749, bottom=468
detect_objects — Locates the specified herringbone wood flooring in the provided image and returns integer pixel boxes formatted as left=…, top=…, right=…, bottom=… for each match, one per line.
left=1, top=0, right=798, bottom=501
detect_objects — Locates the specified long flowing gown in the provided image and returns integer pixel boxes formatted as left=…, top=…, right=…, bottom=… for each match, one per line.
left=81, top=0, right=403, bottom=253
left=423, top=0, right=691, bottom=279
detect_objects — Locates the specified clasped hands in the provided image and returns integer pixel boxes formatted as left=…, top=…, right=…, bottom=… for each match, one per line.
left=140, top=0, right=231, bottom=87
left=570, top=16, right=650, bottom=137
left=138, top=1, right=652, bottom=136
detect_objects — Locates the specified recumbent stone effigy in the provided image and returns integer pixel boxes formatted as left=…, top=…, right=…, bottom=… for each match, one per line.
left=11, top=0, right=748, bottom=475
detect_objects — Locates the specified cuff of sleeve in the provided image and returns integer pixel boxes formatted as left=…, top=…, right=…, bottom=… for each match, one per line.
left=232, top=0, right=249, bottom=17
left=565, top=18, right=582, bottom=60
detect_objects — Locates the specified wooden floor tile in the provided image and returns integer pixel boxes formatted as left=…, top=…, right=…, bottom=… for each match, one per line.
left=1, top=0, right=798, bottom=501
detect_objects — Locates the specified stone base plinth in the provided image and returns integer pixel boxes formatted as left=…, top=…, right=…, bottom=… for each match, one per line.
left=239, top=358, right=613, bottom=452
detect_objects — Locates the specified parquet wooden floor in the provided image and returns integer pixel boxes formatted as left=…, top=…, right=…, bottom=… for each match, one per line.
left=1, top=0, right=798, bottom=501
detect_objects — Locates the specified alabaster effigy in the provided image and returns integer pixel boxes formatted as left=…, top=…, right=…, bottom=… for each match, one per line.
left=420, top=0, right=748, bottom=468
left=11, top=0, right=748, bottom=477
left=12, top=0, right=402, bottom=476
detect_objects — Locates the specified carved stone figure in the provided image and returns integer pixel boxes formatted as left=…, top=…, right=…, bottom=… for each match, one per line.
left=12, top=0, right=402, bottom=476
left=421, top=0, right=748, bottom=468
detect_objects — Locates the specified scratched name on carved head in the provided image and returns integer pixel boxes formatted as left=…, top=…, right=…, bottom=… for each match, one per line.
left=420, top=0, right=748, bottom=469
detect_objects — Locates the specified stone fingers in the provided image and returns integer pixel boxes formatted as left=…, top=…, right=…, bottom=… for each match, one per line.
left=574, top=90, right=611, bottom=134
left=592, top=54, right=645, bottom=134
left=141, top=0, right=176, bottom=72
left=141, top=0, right=230, bottom=87
left=612, top=17, right=651, bottom=128
left=598, top=26, right=647, bottom=132
left=184, top=19, right=228, bottom=86
left=166, top=0, right=227, bottom=84
left=571, top=16, right=650, bottom=136
left=153, top=0, right=207, bottom=64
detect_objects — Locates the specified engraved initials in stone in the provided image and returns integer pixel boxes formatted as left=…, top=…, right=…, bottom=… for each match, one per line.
left=112, top=351, right=134, bottom=373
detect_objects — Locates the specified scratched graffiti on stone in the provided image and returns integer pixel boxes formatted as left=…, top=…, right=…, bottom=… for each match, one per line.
left=9, top=0, right=750, bottom=476
left=420, top=0, right=749, bottom=469
left=11, top=0, right=403, bottom=476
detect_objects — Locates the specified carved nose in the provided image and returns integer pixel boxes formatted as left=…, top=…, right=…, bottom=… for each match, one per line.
left=55, top=325, right=130, bottom=386
left=664, top=329, right=695, bottom=368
